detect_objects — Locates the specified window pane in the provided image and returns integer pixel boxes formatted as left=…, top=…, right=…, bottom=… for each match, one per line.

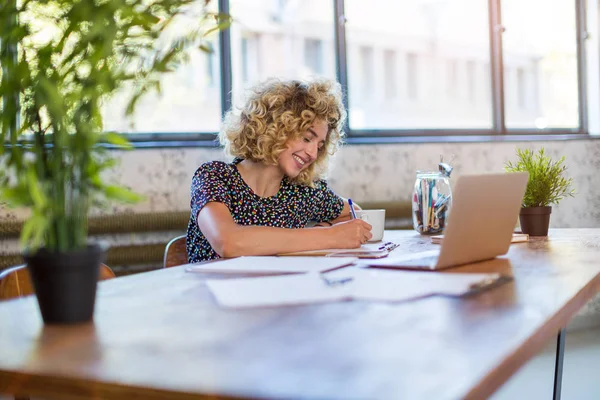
left=103, top=3, right=222, bottom=134
left=360, top=46, right=374, bottom=96
left=502, top=0, right=578, bottom=129
left=406, top=53, right=418, bottom=101
left=345, top=0, right=492, bottom=130
left=230, top=0, right=336, bottom=109
left=305, top=39, right=324, bottom=75
left=383, top=50, right=397, bottom=99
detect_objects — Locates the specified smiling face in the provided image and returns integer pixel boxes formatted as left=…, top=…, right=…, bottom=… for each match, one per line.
left=278, top=119, right=328, bottom=179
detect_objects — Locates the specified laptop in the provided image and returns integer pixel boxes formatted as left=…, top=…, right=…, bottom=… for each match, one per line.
left=368, top=172, right=529, bottom=271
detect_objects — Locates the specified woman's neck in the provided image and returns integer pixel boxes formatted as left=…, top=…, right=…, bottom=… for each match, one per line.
left=236, top=159, right=284, bottom=198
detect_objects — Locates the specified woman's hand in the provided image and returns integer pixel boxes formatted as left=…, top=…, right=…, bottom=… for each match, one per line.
left=329, top=219, right=372, bottom=248
left=330, top=199, right=362, bottom=224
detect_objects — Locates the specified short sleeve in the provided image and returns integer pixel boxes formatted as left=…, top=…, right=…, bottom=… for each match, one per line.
left=190, top=162, right=233, bottom=222
left=310, top=180, right=344, bottom=222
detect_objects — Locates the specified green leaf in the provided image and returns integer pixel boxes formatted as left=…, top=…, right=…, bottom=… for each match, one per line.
left=20, top=211, right=50, bottom=250
left=125, top=83, right=150, bottom=116
left=26, top=166, right=48, bottom=209
left=101, top=132, right=133, bottom=149
left=103, top=184, right=145, bottom=203
left=0, top=185, right=34, bottom=208
left=198, top=43, right=213, bottom=53
left=203, top=13, right=232, bottom=38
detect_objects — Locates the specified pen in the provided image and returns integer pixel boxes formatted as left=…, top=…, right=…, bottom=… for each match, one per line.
left=320, top=274, right=354, bottom=287
left=348, top=198, right=358, bottom=219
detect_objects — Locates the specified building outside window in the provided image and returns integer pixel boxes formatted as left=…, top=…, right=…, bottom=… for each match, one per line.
left=446, top=59, right=458, bottom=99
left=360, top=46, right=374, bottom=98
left=406, top=52, right=418, bottom=101
left=466, top=60, right=476, bottom=104
left=230, top=0, right=336, bottom=110
left=384, top=49, right=397, bottom=99
left=304, top=38, right=323, bottom=75
left=345, top=0, right=492, bottom=129
left=502, top=0, right=578, bottom=129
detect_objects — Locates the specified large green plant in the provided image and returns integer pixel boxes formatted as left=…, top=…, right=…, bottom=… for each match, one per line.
left=504, top=148, right=575, bottom=208
left=0, top=0, right=230, bottom=252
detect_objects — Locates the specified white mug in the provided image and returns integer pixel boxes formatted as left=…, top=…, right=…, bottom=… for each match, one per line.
left=355, top=209, right=386, bottom=242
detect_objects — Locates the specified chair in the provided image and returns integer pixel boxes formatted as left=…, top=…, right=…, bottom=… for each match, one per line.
left=164, top=235, right=188, bottom=268
left=0, top=263, right=116, bottom=300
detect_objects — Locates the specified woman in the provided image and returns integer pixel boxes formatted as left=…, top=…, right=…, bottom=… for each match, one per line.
left=186, top=78, right=372, bottom=263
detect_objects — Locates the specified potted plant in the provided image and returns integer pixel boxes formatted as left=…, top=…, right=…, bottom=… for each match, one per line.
left=504, top=148, right=575, bottom=236
left=0, top=0, right=229, bottom=324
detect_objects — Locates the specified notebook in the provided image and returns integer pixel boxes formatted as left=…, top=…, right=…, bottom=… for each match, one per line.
left=205, top=268, right=512, bottom=308
left=430, top=233, right=529, bottom=244
left=366, top=172, right=529, bottom=271
left=279, top=242, right=399, bottom=259
left=185, top=256, right=358, bottom=274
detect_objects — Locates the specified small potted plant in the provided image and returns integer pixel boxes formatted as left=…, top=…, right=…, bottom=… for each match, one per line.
left=0, top=0, right=229, bottom=324
left=504, top=148, right=575, bottom=236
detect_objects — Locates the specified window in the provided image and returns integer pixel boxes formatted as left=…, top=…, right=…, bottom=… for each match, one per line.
left=206, top=41, right=217, bottom=87
left=6, top=0, right=590, bottom=142
left=383, top=50, right=397, bottom=99
left=360, top=46, right=374, bottom=97
left=483, top=62, right=491, bottom=105
left=502, top=0, right=578, bottom=129
left=516, top=67, right=526, bottom=109
left=230, top=0, right=336, bottom=110
left=241, top=37, right=250, bottom=82
left=446, top=59, right=458, bottom=98
left=345, top=0, right=492, bottom=129
left=466, top=61, right=476, bottom=104
left=304, top=39, right=323, bottom=75
left=406, top=53, right=418, bottom=101
left=102, top=1, right=222, bottom=134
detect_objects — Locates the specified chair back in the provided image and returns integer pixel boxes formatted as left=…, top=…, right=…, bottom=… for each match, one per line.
left=164, top=235, right=188, bottom=268
left=0, top=263, right=116, bottom=300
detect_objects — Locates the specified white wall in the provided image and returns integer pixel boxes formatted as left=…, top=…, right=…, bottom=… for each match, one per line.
left=101, top=139, right=600, bottom=229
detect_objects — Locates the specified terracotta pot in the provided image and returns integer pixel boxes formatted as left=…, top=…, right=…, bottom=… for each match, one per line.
left=24, top=244, right=105, bottom=324
left=519, top=206, right=552, bottom=237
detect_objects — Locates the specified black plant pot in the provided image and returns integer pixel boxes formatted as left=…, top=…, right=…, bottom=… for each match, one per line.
left=24, top=244, right=105, bottom=324
left=519, top=206, right=552, bottom=237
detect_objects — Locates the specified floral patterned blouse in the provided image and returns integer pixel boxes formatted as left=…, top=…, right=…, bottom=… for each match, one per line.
left=186, top=159, right=344, bottom=263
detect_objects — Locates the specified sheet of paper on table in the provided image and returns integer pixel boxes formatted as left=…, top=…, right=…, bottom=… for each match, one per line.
left=206, top=268, right=506, bottom=308
left=185, top=256, right=358, bottom=274
left=279, top=242, right=399, bottom=259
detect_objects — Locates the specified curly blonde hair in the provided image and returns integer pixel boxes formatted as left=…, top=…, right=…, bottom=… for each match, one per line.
left=219, top=78, right=346, bottom=186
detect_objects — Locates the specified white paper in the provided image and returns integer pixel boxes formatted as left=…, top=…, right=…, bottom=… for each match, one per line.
left=206, top=273, right=351, bottom=308
left=185, top=256, right=358, bottom=274
left=317, top=243, right=386, bottom=253
left=206, top=268, right=502, bottom=308
left=281, top=242, right=386, bottom=256
left=348, top=269, right=500, bottom=301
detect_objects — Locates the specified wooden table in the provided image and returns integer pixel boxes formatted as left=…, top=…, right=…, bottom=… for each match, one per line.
left=1, top=229, right=600, bottom=400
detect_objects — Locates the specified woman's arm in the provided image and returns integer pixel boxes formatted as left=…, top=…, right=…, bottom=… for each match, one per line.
left=198, top=201, right=372, bottom=257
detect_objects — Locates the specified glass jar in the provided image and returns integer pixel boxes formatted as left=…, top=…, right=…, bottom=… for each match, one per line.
left=412, top=171, right=452, bottom=235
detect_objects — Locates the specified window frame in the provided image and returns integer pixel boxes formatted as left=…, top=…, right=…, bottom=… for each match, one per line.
left=4, top=0, right=595, bottom=149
